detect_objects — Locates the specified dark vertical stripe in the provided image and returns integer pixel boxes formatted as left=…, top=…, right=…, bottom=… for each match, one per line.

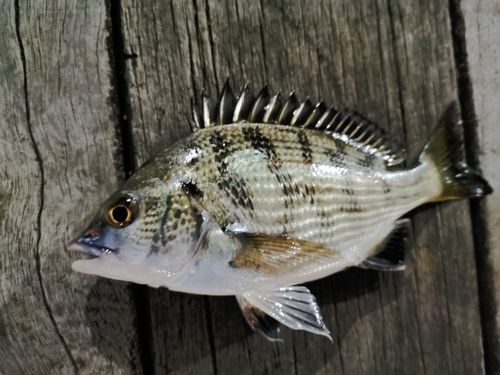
left=210, top=130, right=232, bottom=175
left=210, top=130, right=229, bottom=161
left=241, top=126, right=278, bottom=161
left=242, top=126, right=292, bottom=225
left=338, top=178, right=364, bottom=212
left=107, top=0, right=136, bottom=178
left=159, top=194, right=173, bottom=247
left=297, top=130, right=313, bottom=164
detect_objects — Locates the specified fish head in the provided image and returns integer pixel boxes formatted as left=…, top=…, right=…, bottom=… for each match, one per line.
left=68, top=176, right=205, bottom=287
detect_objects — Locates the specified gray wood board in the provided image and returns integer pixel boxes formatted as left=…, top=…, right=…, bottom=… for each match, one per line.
left=121, top=0, right=485, bottom=374
left=0, top=1, right=143, bottom=374
left=461, top=0, right=500, bottom=372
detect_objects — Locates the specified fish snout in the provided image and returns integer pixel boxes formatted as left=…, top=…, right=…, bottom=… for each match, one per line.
left=67, top=241, right=102, bottom=257
left=67, top=224, right=116, bottom=257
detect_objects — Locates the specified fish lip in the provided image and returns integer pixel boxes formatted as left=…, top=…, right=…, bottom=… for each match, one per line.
left=67, top=242, right=116, bottom=258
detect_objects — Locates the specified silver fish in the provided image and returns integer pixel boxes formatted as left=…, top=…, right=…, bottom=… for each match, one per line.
left=68, top=82, right=492, bottom=340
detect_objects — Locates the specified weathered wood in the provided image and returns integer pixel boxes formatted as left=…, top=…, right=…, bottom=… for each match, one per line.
left=1, top=0, right=491, bottom=374
left=0, top=2, right=68, bottom=373
left=461, top=0, right=500, bottom=372
left=122, top=3, right=216, bottom=374
left=386, top=1, right=483, bottom=374
left=121, top=1, right=484, bottom=374
left=0, top=1, right=142, bottom=374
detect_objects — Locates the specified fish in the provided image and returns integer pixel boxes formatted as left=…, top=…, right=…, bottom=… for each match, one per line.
left=68, top=82, right=492, bottom=341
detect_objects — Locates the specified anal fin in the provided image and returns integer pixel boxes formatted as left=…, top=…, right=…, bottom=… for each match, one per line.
left=360, top=219, right=411, bottom=271
left=236, top=296, right=281, bottom=342
left=241, top=286, right=331, bottom=340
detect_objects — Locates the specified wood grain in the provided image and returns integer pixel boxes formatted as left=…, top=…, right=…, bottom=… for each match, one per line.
left=122, top=3, right=217, bottom=373
left=461, top=0, right=500, bottom=372
left=121, top=0, right=485, bottom=374
left=0, top=2, right=70, bottom=373
left=0, top=1, right=142, bottom=374
left=0, top=0, right=489, bottom=374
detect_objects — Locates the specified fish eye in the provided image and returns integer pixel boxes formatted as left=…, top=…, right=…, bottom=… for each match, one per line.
left=106, top=196, right=138, bottom=228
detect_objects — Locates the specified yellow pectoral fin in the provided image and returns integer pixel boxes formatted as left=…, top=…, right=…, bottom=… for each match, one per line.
left=229, top=233, right=336, bottom=274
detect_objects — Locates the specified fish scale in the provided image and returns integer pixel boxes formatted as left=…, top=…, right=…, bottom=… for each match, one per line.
left=69, top=82, right=492, bottom=341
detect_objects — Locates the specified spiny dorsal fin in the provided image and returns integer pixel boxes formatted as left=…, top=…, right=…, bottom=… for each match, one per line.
left=191, top=80, right=405, bottom=167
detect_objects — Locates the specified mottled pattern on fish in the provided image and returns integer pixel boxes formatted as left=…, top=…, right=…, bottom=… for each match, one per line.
left=140, top=124, right=437, bottom=259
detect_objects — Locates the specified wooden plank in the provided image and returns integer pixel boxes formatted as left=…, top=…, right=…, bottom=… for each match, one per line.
left=460, top=0, right=500, bottom=372
left=0, top=2, right=71, bottom=373
left=121, top=0, right=485, bottom=373
left=0, top=1, right=143, bottom=374
left=386, top=1, right=484, bottom=374
left=121, top=2, right=216, bottom=374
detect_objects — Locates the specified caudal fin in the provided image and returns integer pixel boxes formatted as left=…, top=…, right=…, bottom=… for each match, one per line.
left=422, top=102, right=492, bottom=202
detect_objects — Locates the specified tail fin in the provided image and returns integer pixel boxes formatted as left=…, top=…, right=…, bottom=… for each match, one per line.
left=422, top=102, right=492, bottom=202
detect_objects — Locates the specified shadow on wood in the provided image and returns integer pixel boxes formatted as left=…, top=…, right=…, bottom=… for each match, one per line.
left=85, top=268, right=383, bottom=374
left=85, top=280, right=141, bottom=371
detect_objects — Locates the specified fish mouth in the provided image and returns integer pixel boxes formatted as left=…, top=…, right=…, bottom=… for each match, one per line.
left=67, top=242, right=116, bottom=259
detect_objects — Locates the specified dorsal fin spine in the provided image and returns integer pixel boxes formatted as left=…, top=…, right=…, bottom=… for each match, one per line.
left=305, top=102, right=326, bottom=128
left=371, top=138, right=383, bottom=148
left=355, top=131, right=367, bottom=143
left=277, top=93, right=298, bottom=124
left=191, top=98, right=201, bottom=132
left=364, top=133, right=376, bottom=145
left=291, top=98, right=313, bottom=126
left=264, top=93, right=282, bottom=123
left=316, top=107, right=336, bottom=130
left=350, top=120, right=366, bottom=139
left=249, top=85, right=269, bottom=123
left=314, top=110, right=329, bottom=130
left=339, top=114, right=356, bottom=134
left=202, top=94, right=212, bottom=128
left=233, top=97, right=244, bottom=123
left=327, top=111, right=343, bottom=131
left=342, top=119, right=356, bottom=135
left=233, top=84, right=254, bottom=123
left=218, top=80, right=235, bottom=125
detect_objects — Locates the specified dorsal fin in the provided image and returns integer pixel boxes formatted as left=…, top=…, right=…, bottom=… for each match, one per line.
left=190, top=81, right=405, bottom=167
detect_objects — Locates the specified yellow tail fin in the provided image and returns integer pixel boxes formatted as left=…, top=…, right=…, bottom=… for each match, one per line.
left=422, top=102, right=492, bottom=202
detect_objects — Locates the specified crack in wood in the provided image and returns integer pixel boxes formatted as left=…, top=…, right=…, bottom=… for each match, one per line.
left=448, top=0, right=497, bottom=373
left=13, top=0, right=79, bottom=374
left=204, top=297, right=219, bottom=375
left=106, top=0, right=154, bottom=374
left=107, top=0, right=137, bottom=178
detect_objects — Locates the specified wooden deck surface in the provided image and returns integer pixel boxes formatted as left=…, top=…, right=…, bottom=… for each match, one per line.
left=461, top=0, right=500, bottom=372
left=0, top=0, right=497, bottom=374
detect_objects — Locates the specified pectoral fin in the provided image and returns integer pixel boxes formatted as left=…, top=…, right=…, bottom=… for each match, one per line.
left=240, top=286, right=331, bottom=340
left=236, top=296, right=281, bottom=341
left=360, top=219, right=411, bottom=271
left=229, top=233, right=336, bottom=274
